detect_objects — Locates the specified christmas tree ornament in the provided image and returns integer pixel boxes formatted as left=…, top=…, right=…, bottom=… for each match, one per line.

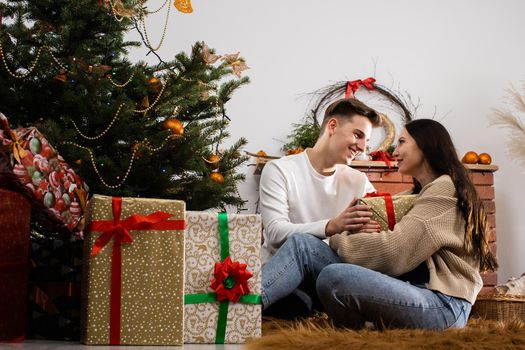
left=148, top=77, right=163, bottom=94
left=201, top=43, right=221, bottom=64
left=163, top=118, right=184, bottom=136
left=53, top=70, right=68, bottom=83
left=462, top=151, right=479, bottom=164
left=221, top=52, right=240, bottom=63
left=478, top=153, right=492, bottom=165
left=103, top=0, right=137, bottom=18
left=34, top=20, right=55, bottom=33
left=210, top=170, right=225, bottom=184
left=140, top=96, right=150, bottom=109
left=231, top=60, right=249, bottom=78
left=203, top=154, right=221, bottom=169
left=174, top=0, right=193, bottom=13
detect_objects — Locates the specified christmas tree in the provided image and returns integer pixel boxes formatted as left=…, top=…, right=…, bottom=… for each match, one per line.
left=0, top=0, right=249, bottom=211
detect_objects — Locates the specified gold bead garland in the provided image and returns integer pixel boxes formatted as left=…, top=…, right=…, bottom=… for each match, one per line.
left=64, top=141, right=137, bottom=189
left=0, top=44, right=69, bottom=78
left=107, top=70, right=136, bottom=87
left=1, top=41, right=136, bottom=86
left=144, top=0, right=170, bottom=14
left=137, top=1, right=172, bottom=52
left=70, top=103, right=125, bottom=140
left=65, top=133, right=177, bottom=189
left=133, top=79, right=168, bottom=113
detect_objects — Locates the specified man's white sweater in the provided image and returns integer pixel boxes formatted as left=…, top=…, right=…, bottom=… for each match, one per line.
left=259, top=151, right=374, bottom=264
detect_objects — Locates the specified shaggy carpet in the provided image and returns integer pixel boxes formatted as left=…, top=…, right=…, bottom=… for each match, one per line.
left=244, top=315, right=525, bottom=350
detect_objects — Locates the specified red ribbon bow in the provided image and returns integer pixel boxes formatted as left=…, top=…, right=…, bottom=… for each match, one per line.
left=364, top=192, right=396, bottom=230
left=210, top=256, right=252, bottom=303
left=369, top=150, right=397, bottom=168
left=88, top=197, right=185, bottom=344
left=345, top=77, right=376, bottom=98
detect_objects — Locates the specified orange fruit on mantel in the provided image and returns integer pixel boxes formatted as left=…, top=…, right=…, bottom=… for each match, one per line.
left=462, top=151, right=479, bottom=164
left=478, top=153, right=492, bottom=165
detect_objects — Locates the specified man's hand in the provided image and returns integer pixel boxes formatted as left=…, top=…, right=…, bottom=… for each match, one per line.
left=325, top=199, right=379, bottom=237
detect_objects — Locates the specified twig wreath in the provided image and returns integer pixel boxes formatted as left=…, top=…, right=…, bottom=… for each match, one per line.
left=308, top=77, right=413, bottom=152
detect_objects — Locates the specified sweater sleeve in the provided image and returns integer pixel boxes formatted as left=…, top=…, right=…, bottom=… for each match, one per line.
left=329, top=178, right=457, bottom=276
left=260, top=161, right=328, bottom=252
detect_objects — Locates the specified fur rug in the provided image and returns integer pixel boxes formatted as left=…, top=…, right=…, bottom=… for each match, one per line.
left=244, top=315, right=525, bottom=350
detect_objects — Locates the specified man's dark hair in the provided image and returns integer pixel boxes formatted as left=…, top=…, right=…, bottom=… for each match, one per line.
left=319, top=98, right=380, bottom=135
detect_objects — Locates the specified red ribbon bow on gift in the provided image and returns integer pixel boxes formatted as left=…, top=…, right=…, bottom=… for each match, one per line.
left=345, top=77, right=376, bottom=98
left=88, top=197, right=185, bottom=345
left=364, top=192, right=396, bottom=230
left=89, top=197, right=177, bottom=257
left=210, top=256, right=252, bottom=303
left=369, top=150, right=397, bottom=168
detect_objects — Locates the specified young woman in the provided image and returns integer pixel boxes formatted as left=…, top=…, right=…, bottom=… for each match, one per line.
left=316, top=119, right=497, bottom=330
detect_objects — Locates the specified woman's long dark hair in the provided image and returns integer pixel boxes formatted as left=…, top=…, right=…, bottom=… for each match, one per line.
left=405, top=119, right=497, bottom=272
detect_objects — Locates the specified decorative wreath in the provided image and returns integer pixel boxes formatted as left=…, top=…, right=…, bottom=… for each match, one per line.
left=309, top=77, right=413, bottom=152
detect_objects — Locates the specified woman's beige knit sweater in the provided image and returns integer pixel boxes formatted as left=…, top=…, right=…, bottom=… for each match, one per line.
left=329, top=175, right=483, bottom=304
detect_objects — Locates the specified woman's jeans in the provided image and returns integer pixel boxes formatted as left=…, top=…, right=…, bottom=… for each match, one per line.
left=262, top=233, right=471, bottom=330
left=317, top=263, right=472, bottom=330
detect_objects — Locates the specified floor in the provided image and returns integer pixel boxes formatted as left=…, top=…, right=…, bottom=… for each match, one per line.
left=0, top=341, right=244, bottom=350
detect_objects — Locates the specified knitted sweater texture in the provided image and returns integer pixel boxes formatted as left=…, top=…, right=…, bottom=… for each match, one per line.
left=329, top=175, right=483, bottom=304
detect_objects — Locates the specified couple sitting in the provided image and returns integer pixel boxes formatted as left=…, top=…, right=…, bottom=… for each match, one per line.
left=259, top=98, right=497, bottom=330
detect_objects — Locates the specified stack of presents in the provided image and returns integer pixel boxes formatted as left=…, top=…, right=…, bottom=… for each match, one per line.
left=1, top=112, right=415, bottom=345
left=0, top=113, right=262, bottom=345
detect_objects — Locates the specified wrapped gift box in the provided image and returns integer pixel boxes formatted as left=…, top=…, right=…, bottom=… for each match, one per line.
left=358, top=193, right=417, bottom=231
left=81, top=195, right=185, bottom=345
left=184, top=211, right=262, bottom=344
left=0, top=189, right=31, bottom=342
left=0, top=112, right=88, bottom=237
left=27, top=237, right=83, bottom=341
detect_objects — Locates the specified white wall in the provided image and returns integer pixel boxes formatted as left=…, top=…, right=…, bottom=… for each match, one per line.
left=127, top=0, right=525, bottom=283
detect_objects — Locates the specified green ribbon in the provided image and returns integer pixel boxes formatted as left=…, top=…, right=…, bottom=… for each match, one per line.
left=184, top=212, right=261, bottom=344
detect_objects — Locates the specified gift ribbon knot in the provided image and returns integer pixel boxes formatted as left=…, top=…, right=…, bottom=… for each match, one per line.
left=364, top=192, right=396, bottom=230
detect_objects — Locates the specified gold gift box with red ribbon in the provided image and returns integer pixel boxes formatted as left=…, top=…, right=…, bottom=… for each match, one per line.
left=184, top=211, right=262, bottom=344
left=81, top=195, right=185, bottom=345
left=358, top=193, right=417, bottom=231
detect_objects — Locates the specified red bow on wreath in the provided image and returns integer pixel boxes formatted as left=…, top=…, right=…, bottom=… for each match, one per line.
left=369, top=150, right=397, bottom=168
left=345, top=77, right=376, bottom=98
left=210, top=256, right=252, bottom=303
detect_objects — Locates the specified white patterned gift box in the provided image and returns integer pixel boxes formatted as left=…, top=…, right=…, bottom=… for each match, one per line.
left=184, top=211, right=262, bottom=344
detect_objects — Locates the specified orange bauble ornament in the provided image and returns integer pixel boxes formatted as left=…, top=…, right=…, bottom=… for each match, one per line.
left=478, top=153, right=492, bottom=165
left=53, top=70, right=68, bottom=83
left=164, top=118, right=184, bottom=136
left=287, top=148, right=304, bottom=155
left=148, top=77, right=162, bottom=94
left=208, top=154, right=220, bottom=164
left=210, top=171, right=225, bottom=184
left=461, top=151, right=479, bottom=164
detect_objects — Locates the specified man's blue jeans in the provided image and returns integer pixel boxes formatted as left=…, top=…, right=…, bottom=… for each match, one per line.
left=261, top=233, right=341, bottom=313
left=262, top=233, right=472, bottom=330
left=317, top=264, right=472, bottom=330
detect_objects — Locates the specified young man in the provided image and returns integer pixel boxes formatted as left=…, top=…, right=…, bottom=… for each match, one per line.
left=259, top=97, right=381, bottom=317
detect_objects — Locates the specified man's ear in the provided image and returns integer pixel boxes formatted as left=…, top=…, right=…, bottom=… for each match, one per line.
left=326, top=117, right=338, bottom=136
